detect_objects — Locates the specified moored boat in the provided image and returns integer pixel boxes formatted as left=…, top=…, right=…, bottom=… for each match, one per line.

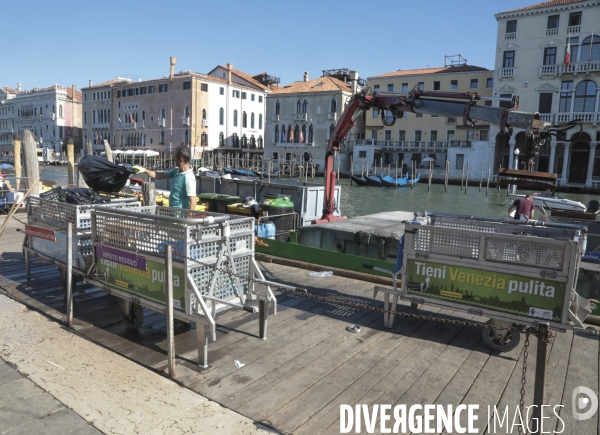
left=508, top=192, right=586, bottom=211
left=350, top=174, right=368, bottom=186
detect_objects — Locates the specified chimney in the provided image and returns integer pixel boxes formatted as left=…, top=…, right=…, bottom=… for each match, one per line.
left=170, top=57, right=176, bottom=78
left=17, top=83, right=22, bottom=91
left=304, top=71, right=309, bottom=82
left=350, top=71, right=359, bottom=94
left=227, top=63, right=233, bottom=84
left=89, top=79, right=93, bottom=87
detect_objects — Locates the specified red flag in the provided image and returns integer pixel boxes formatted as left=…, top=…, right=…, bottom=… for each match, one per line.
left=564, top=39, right=571, bottom=66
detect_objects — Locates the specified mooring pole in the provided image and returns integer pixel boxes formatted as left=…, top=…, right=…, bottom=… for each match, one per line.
left=530, top=323, right=549, bottom=435
left=165, top=244, right=176, bottom=378
left=487, top=164, right=490, bottom=196
left=66, top=222, right=73, bottom=327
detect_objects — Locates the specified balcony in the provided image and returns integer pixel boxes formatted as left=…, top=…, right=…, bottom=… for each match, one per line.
left=567, top=25, right=580, bottom=35
left=158, top=119, right=166, bottom=127
left=539, top=60, right=600, bottom=77
left=505, top=32, right=516, bottom=40
left=498, top=68, right=515, bottom=79
left=546, top=28, right=558, bottom=37
left=271, top=114, right=279, bottom=122
left=293, top=113, right=307, bottom=121
left=556, top=111, right=600, bottom=124
left=539, top=64, right=558, bottom=76
left=539, top=113, right=555, bottom=123
left=182, top=116, right=190, bottom=126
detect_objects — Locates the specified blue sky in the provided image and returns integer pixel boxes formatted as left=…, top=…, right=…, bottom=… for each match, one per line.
left=4, top=0, right=530, bottom=91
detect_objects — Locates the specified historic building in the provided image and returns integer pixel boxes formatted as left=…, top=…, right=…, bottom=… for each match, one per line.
left=264, top=69, right=364, bottom=171
left=82, top=58, right=272, bottom=159
left=0, top=83, right=82, bottom=158
left=354, top=59, right=494, bottom=179
left=492, top=0, right=600, bottom=187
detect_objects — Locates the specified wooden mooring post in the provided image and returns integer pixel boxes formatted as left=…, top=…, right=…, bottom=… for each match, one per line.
left=67, top=138, right=75, bottom=186
left=22, top=131, right=40, bottom=192
left=13, top=133, right=22, bottom=191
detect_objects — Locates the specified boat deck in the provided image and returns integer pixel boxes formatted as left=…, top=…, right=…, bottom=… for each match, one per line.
left=0, top=237, right=598, bottom=434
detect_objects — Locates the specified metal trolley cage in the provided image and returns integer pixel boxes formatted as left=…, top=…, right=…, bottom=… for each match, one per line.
left=86, top=206, right=277, bottom=367
left=373, top=212, right=596, bottom=352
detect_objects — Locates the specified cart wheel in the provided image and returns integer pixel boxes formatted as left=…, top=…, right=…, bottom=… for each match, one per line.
left=586, top=326, right=598, bottom=337
left=481, top=321, right=521, bottom=352
left=122, top=303, right=144, bottom=330
left=411, top=302, right=419, bottom=309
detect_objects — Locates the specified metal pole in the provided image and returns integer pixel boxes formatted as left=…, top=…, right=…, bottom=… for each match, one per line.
left=259, top=299, right=268, bottom=339
left=531, top=323, right=549, bottom=435
left=165, top=244, right=176, bottom=378
left=66, top=222, right=73, bottom=327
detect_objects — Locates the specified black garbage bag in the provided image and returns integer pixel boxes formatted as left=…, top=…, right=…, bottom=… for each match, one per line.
left=78, top=155, right=135, bottom=192
left=40, top=186, right=110, bottom=205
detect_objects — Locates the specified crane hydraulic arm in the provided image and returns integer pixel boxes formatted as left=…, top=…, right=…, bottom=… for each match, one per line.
left=317, top=88, right=581, bottom=223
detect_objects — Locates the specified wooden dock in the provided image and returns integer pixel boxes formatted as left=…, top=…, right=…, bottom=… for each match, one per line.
left=0, top=227, right=598, bottom=434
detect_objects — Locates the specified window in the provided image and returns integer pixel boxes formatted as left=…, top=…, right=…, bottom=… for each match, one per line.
left=539, top=93, right=553, bottom=113
left=470, top=79, right=478, bottom=89
left=242, top=92, right=247, bottom=99
left=185, top=107, right=190, bottom=118
left=558, top=81, right=573, bottom=112
left=499, top=93, right=513, bottom=109
left=383, top=110, right=394, bottom=124
left=184, top=130, right=189, bottom=144
left=148, top=85, right=155, bottom=94
left=233, top=133, right=239, bottom=147
left=574, top=80, right=597, bottom=112
left=294, top=125, right=300, bottom=143
left=384, top=130, right=392, bottom=141
left=358, top=151, right=367, bottom=158
left=330, top=97, right=337, bottom=113
left=59, top=105, right=63, bottom=117
left=456, top=154, right=464, bottom=170
left=242, top=111, right=247, bottom=128
left=296, top=100, right=302, bottom=113
left=219, top=108, right=224, bottom=125
left=159, top=84, right=167, bottom=92
left=373, top=85, right=380, bottom=92
left=506, top=20, right=517, bottom=33
left=503, top=51, right=515, bottom=68
left=233, top=110, right=238, bottom=127
left=140, top=86, right=147, bottom=95
left=486, top=78, right=493, bottom=88
left=251, top=94, right=255, bottom=101
left=415, top=113, right=423, bottom=118
left=201, top=83, right=208, bottom=92
left=417, top=82, right=424, bottom=90
left=183, top=81, right=191, bottom=90
left=543, top=47, right=557, bottom=65
left=447, top=130, right=455, bottom=141
left=220, top=87, right=224, bottom=95
left=450, top=80, right=458, bottom=90
left=233, top=90, right=240, bottom=98
left=308, top=125, right=314, bottom=143
left=401, top=83, right=408, bottom=92
left=160, top=130, right=165, bottom=144
left=241, top=134, right=248, bottom=147
left=415, top=130, right=422, bottom=142
left=480, top=130, right=489, bottom=141
left=259, top=114, right=263, bottom=129
left=302, top=100, right=307, bottom=114
left=251, top=113, right=255, bottom=129
left=569, top=12, right=582, bottom=27
left=274, top=125, right=279, bottom=142
left=547, top=15, right=559, bottom=29
left=430, top=130, right=438, bottom=142
left=372, top=108, right=379, bottom=118
left=447, top=117, right=456, bottom=123
left=398, top=130, right=406, bottom=142
left=581, top=35, right=600, bottom=62
left=202, top=108, right=206, bottom=120
left=329, top=124, right=335, bottom=139
left=433, top=81, right=440, bottom=91
left=466, top=130, right=475, bottom=141
left=259, top=96, right=263, bottom=103
left=275, top=100, right=280, bottom=115
left=387, top=84, right=394, bottom=92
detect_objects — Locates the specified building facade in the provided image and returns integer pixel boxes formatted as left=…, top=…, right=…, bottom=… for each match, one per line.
left=0, top=87, right=16, bottom=159
left=493, top=0, right=600, bottom=187
left=264, top=69, right=363, bottom=171
left=82, top=59, right=271, bottom=159
left=0, top=84, right=82, bottom=158
left=352, top=62, right=494, bottom=177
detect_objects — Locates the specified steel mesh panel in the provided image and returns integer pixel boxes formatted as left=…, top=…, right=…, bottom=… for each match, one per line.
left=430, top=219, right=498, bottom=233
left=189, top=254, right=251, bottom=298
left=484, top=239, right=564, bottom=269
left=413, top=228, right=480, bottom=259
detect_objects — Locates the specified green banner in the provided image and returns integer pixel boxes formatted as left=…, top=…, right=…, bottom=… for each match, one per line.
left=405, top=259, right=566, bottom=321
left=96, top=256, right=186, bottom=311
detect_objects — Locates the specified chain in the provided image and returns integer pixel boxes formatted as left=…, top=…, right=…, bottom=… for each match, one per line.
left=518, top=330, right=531, bottom=435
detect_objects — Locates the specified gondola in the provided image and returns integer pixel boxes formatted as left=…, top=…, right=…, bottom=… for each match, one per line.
left=380, top=174, right=409, bottom=187
left=364, top=174, right=383, bottom=187
left=350, top=174, right=368, bottom=186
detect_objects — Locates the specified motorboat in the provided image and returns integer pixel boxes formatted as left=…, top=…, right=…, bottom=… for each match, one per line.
left=508, top=192, right=586, bottom=212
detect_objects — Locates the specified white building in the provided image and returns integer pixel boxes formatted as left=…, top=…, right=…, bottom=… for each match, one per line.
left=0, top=87, right=17, bottom=159
left=492, top=0, right=600, bottom=187
left=264, top=69, right=363, bottom=171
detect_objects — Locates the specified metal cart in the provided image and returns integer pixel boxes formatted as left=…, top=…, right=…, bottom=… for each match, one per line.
left=374, top=212, right=596, bottom=352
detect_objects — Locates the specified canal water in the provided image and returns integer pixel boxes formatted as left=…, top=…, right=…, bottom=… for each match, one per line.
left=40, top=165, right=599, bottom=219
